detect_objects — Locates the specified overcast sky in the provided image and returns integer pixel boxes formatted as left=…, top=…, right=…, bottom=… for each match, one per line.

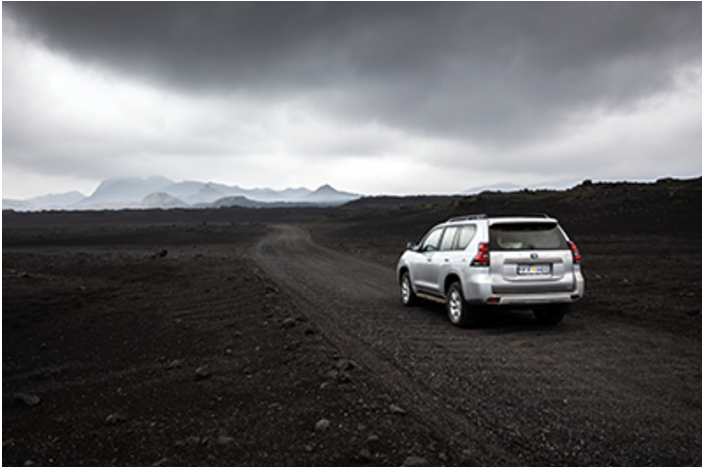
left=3, top=2, right=702, bottom=199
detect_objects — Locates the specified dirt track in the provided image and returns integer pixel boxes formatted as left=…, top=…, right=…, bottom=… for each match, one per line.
left=256, top=225, right=702, bottom=467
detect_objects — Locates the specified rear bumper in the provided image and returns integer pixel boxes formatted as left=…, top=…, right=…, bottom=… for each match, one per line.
left=487, top=291, right=581, bottom=307
left=463, top=270, right=585, bottom=306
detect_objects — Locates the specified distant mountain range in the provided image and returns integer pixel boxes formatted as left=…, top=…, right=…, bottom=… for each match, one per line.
left=2, top=176, right=362, bottom=211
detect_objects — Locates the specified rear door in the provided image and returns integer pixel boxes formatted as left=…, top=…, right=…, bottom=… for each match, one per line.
left=489, top=222, right=575, bottom=293
left=429, top=225, right=461, bottom=293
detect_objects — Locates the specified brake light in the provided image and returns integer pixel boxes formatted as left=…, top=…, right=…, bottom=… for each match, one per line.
left=568, top=241, right=581, bottom=263
left=472, top=242, right=490, bottom=266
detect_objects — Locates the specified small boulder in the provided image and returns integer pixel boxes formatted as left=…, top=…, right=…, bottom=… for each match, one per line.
left=105, top=412, right=127, bottom=425
left=167, top=359, right=184, bottom=370
left=389, top=404, right=407, bottom=415
left=315, top=418, right=330, bottom=433
left=282, top=317, right=296, bottom=329
left=14, top=393, right=41, bottom=407
left=195, top=366, right=211, bottom=380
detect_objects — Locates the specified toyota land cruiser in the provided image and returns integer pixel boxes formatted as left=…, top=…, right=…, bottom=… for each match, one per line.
left=396, top=214, right=584, bottom=327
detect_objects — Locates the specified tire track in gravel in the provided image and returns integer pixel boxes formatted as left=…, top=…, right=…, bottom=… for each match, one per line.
left=254, top=224, right=702, bottom=467
left=254, top=225, right=519, bottom=466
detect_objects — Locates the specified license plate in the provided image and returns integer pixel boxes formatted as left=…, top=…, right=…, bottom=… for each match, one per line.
left=517, top=264, right=551, bottom=275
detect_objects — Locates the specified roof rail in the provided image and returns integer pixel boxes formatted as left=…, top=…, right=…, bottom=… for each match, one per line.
left=492, top=213, right=551, bottom=219
left=448, top=213, right=552, bottom=223
left=447, top=214, right=488, bottom=223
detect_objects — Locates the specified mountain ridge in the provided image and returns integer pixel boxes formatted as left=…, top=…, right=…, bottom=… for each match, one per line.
left=3, top=176, right=361, bottom=211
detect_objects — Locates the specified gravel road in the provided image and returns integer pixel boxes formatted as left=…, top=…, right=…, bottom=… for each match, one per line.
left=255, top=224, right=702, bottom=467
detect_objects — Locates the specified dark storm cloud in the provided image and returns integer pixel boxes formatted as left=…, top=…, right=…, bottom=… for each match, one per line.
left=6, top=2, right=702, bottom=145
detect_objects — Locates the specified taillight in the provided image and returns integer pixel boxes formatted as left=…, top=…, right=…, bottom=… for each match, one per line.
left=472, top=242, right=490, bottom=266
left=568, top=241, right=581, bottom=263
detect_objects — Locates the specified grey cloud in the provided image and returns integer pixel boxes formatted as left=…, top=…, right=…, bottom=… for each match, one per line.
left=4, top=2, right=702, bottom=199
left=6, top=2, right=702, bottom=148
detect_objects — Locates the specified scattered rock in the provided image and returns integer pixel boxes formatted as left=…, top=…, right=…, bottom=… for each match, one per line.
left=195, top=366, right=211, bottom=380
left=315, top=418, right=330, bottom=433
left=389, top=404, right=407, bottom=415
left=351, top=447, right=372, bottom=463
left=337, top=359, right=359, bottom=371
left=282, top=317, right=297, bottom=329
left=167, top=359, right=184, bottom=370
left=105, top=412, right=127, bottom=425
left=337, top=371, right=352, bottom=383
left=402, top=456, right=428, bottom=467
left=14, top=393, right=41, bottom=407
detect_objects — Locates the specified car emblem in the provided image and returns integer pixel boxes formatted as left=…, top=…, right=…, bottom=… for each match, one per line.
left=530, top=253, right=538, bottom=260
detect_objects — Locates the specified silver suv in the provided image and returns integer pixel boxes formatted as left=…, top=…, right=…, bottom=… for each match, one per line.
left=396, top=214, right=584, bottom=326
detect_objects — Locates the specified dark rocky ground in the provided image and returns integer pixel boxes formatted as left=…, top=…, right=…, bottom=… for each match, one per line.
left=3, top=177, right=701, bottom=467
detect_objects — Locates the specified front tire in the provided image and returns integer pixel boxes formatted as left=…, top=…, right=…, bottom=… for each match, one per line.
left=401, top=272, right=418, bottom=306
left=446, top=282, right=481, bottom=327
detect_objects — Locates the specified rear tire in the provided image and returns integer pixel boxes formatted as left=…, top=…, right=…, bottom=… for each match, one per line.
left=446, top=282, right=481, bottom=327
left=534, top=305, right=567, bottom=325
left=400, top=272, right=418, bottom=306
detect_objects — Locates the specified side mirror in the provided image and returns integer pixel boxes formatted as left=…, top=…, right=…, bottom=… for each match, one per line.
left=406, top=242, right=419, bottom=251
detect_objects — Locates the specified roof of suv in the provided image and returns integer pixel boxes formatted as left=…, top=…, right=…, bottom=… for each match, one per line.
left=446, top=214, right=557, bottom=225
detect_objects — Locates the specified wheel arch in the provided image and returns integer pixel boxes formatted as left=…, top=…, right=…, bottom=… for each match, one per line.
left=444, top=273, right=462, bottom=296
left=398, top=266, right=411, bottom=284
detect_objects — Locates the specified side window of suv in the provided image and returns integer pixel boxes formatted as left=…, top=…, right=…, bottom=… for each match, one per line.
left=439, top=226, right=460, bottom=251
left=456, top=225, right=477, bottom=249
left=421, top=228, right=444, bottom=252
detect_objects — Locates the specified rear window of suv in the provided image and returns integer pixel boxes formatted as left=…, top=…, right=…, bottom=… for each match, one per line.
left=490, top=223, right=568, bottom=251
